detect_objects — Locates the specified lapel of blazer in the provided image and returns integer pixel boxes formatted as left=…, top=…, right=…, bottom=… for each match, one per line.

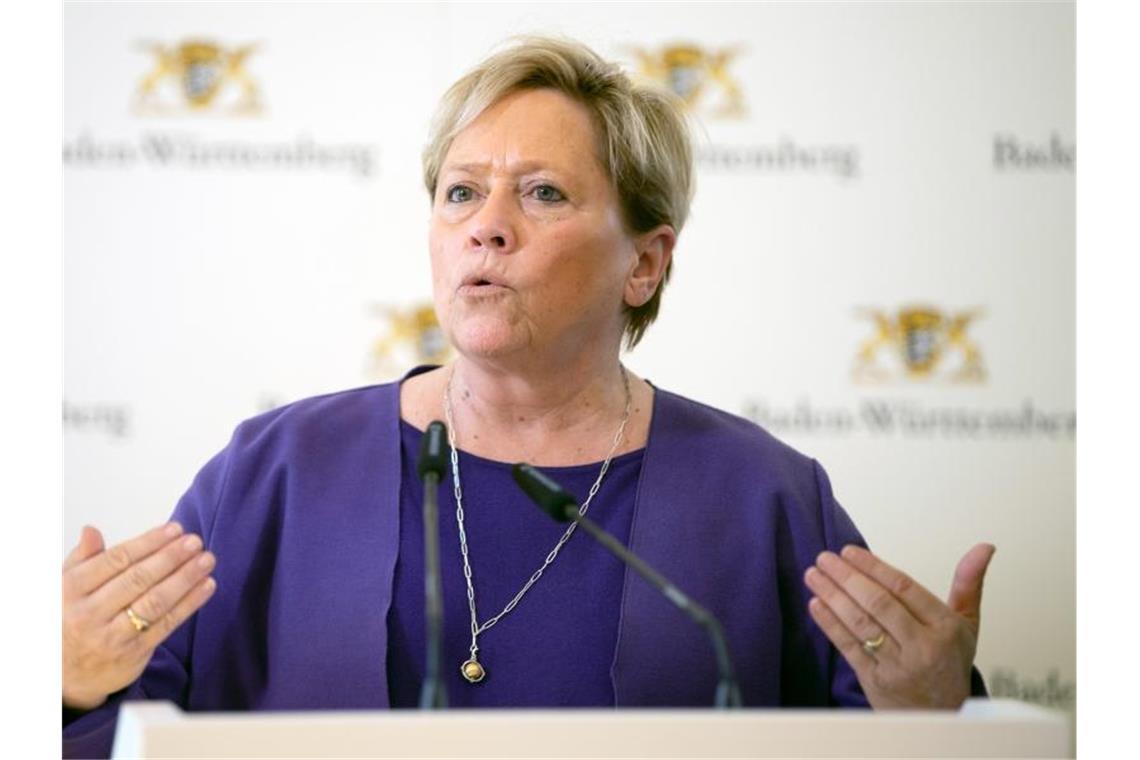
left=611, top=386, right=725, bottom=705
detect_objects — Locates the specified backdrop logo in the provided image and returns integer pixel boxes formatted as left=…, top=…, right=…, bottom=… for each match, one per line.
left=63, top=401, right=131, bottom=439
left=853, top=306, right=985, bottom=383
left=988, top=668, right=1074, bottom=711
left=134, top=40, right=262, bottom=115
left=369, top=303, right=451, bottom=378
left=627, top=41, right=858, bottom=179
left=628, top=43, right=745, bottom=118
left=993, top=133, right=1074, bottom=171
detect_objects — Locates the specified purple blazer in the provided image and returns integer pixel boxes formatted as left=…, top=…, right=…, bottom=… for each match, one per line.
left=64, top=378, right=884, bottom=757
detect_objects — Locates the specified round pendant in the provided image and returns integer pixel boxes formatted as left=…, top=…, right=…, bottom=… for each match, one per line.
left=461, top=659, right=486, bottom=683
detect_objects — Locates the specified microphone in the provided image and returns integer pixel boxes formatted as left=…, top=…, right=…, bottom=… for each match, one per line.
left=512, top=463, right=744, bottom=709
left=417, top=421, right=449, bottom=709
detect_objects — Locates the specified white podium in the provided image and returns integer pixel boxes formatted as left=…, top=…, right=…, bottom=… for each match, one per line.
left=111, top=699, right=1068, bottom=758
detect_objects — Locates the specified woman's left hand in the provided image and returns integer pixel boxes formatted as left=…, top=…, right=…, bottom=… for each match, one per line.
left=804, top=542, right=996, bottom=709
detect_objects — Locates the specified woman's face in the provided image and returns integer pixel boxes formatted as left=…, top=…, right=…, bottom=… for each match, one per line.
left=429, top=88, right=639, bottom=365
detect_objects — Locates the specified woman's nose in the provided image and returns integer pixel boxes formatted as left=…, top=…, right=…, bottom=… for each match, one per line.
left=467, top=192, right=517, bottom=253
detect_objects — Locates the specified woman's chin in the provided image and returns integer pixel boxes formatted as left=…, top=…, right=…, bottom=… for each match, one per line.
left=448, top=320, right=527, bottom=360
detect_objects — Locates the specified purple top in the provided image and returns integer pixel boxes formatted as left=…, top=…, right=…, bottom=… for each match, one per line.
left=388, top=420, right=643, bottom=707
left=64, top=370, right=961, bottom=758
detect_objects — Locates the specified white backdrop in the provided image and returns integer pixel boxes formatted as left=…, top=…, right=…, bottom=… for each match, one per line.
left=64, top=1, right=1075, bottom=717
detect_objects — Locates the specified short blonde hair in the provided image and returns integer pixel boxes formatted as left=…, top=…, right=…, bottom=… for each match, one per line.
left=422, top=36, right=694, bottom=350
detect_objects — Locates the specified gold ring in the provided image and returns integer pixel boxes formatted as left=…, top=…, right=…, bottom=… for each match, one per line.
left=126, top=607, right=151, bottom=633
left=862, top=632, right=886, bottom=654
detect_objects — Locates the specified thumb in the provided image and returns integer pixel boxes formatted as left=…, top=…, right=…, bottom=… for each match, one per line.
left=63, top=525, right=105, bottom=570
left=947, top=542, right=996, bottom=632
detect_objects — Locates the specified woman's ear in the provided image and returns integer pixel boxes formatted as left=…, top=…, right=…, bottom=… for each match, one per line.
left=624, top=225, right=676, bottom=308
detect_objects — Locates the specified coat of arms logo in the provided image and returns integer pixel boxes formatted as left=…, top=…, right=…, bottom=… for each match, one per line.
left=134, top=40, right=262, bottom=115
left=369, top=303, right=451, bottom=379
left=853, top=306, right=986, bottom=383
left=627, top=43, right=745, bottom=118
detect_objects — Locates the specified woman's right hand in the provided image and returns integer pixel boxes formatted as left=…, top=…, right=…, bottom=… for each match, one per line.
left=62, top=522, right=217, bottom=710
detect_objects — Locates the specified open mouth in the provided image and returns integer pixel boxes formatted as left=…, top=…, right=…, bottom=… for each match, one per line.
left=458, top=278, right=510, bottom=296
left=459, top=273, right=511, bottom=295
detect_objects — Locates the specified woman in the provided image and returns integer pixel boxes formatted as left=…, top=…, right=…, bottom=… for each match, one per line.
left=63, top=36, right=993, bottom=757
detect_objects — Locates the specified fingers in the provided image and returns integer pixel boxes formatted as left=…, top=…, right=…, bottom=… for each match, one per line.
left=805, top=565, right=901, bottom=656
left=64, top=526, right=105, bottom=571
left=136, top=574, right=217, bottom=649
left=810, top=551, right=924, bottom=643
left=946, top=543, right=996, bottom=628
left=807, top=545, right=989, bottom=711
left=90, top=532, right=210, bottom=623
left=806, top=596, right=877, bottom=673
left=66, top=522, right=184, bottom=597
left=838, top=545, right=947, bottom=625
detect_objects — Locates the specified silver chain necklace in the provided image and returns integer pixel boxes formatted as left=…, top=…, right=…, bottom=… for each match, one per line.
left=442, top=366, right=632, bottom=684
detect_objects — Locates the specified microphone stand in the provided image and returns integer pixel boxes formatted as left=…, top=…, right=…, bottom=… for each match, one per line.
left=513, top=463, right=743, bottom=709
left=418, top=421, right=449, bottom=709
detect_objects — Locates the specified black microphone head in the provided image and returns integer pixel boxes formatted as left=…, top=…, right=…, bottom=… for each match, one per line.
left=512, top=463, right=579, bottom=522
left=417, top=421, right=450, bottom=479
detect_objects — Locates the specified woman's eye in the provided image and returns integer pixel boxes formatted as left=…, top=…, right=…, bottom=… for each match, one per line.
left=531, top=184, right=565, bottom=203
left=445, top=185, right=474, bottom=203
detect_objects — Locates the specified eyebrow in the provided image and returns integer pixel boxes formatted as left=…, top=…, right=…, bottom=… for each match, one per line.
left=440, top=160, right=568, bottom=176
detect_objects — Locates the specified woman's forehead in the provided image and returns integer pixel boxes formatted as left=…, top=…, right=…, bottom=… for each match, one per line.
left=441, top=89, right=604, bottom=177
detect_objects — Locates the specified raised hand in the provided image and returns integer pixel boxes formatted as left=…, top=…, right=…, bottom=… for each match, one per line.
left=62, top=523, right=217, bottom=710
left=804, top=543, right=995, bottom=709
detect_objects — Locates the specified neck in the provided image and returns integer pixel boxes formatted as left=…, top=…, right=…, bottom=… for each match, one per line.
left=446, top=353, right=630, bottom=465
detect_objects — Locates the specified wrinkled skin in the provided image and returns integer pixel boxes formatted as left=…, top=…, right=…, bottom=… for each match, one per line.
left=805, top=543, right=996, bottom=709
left=63, top=523, right=216, bottom=710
